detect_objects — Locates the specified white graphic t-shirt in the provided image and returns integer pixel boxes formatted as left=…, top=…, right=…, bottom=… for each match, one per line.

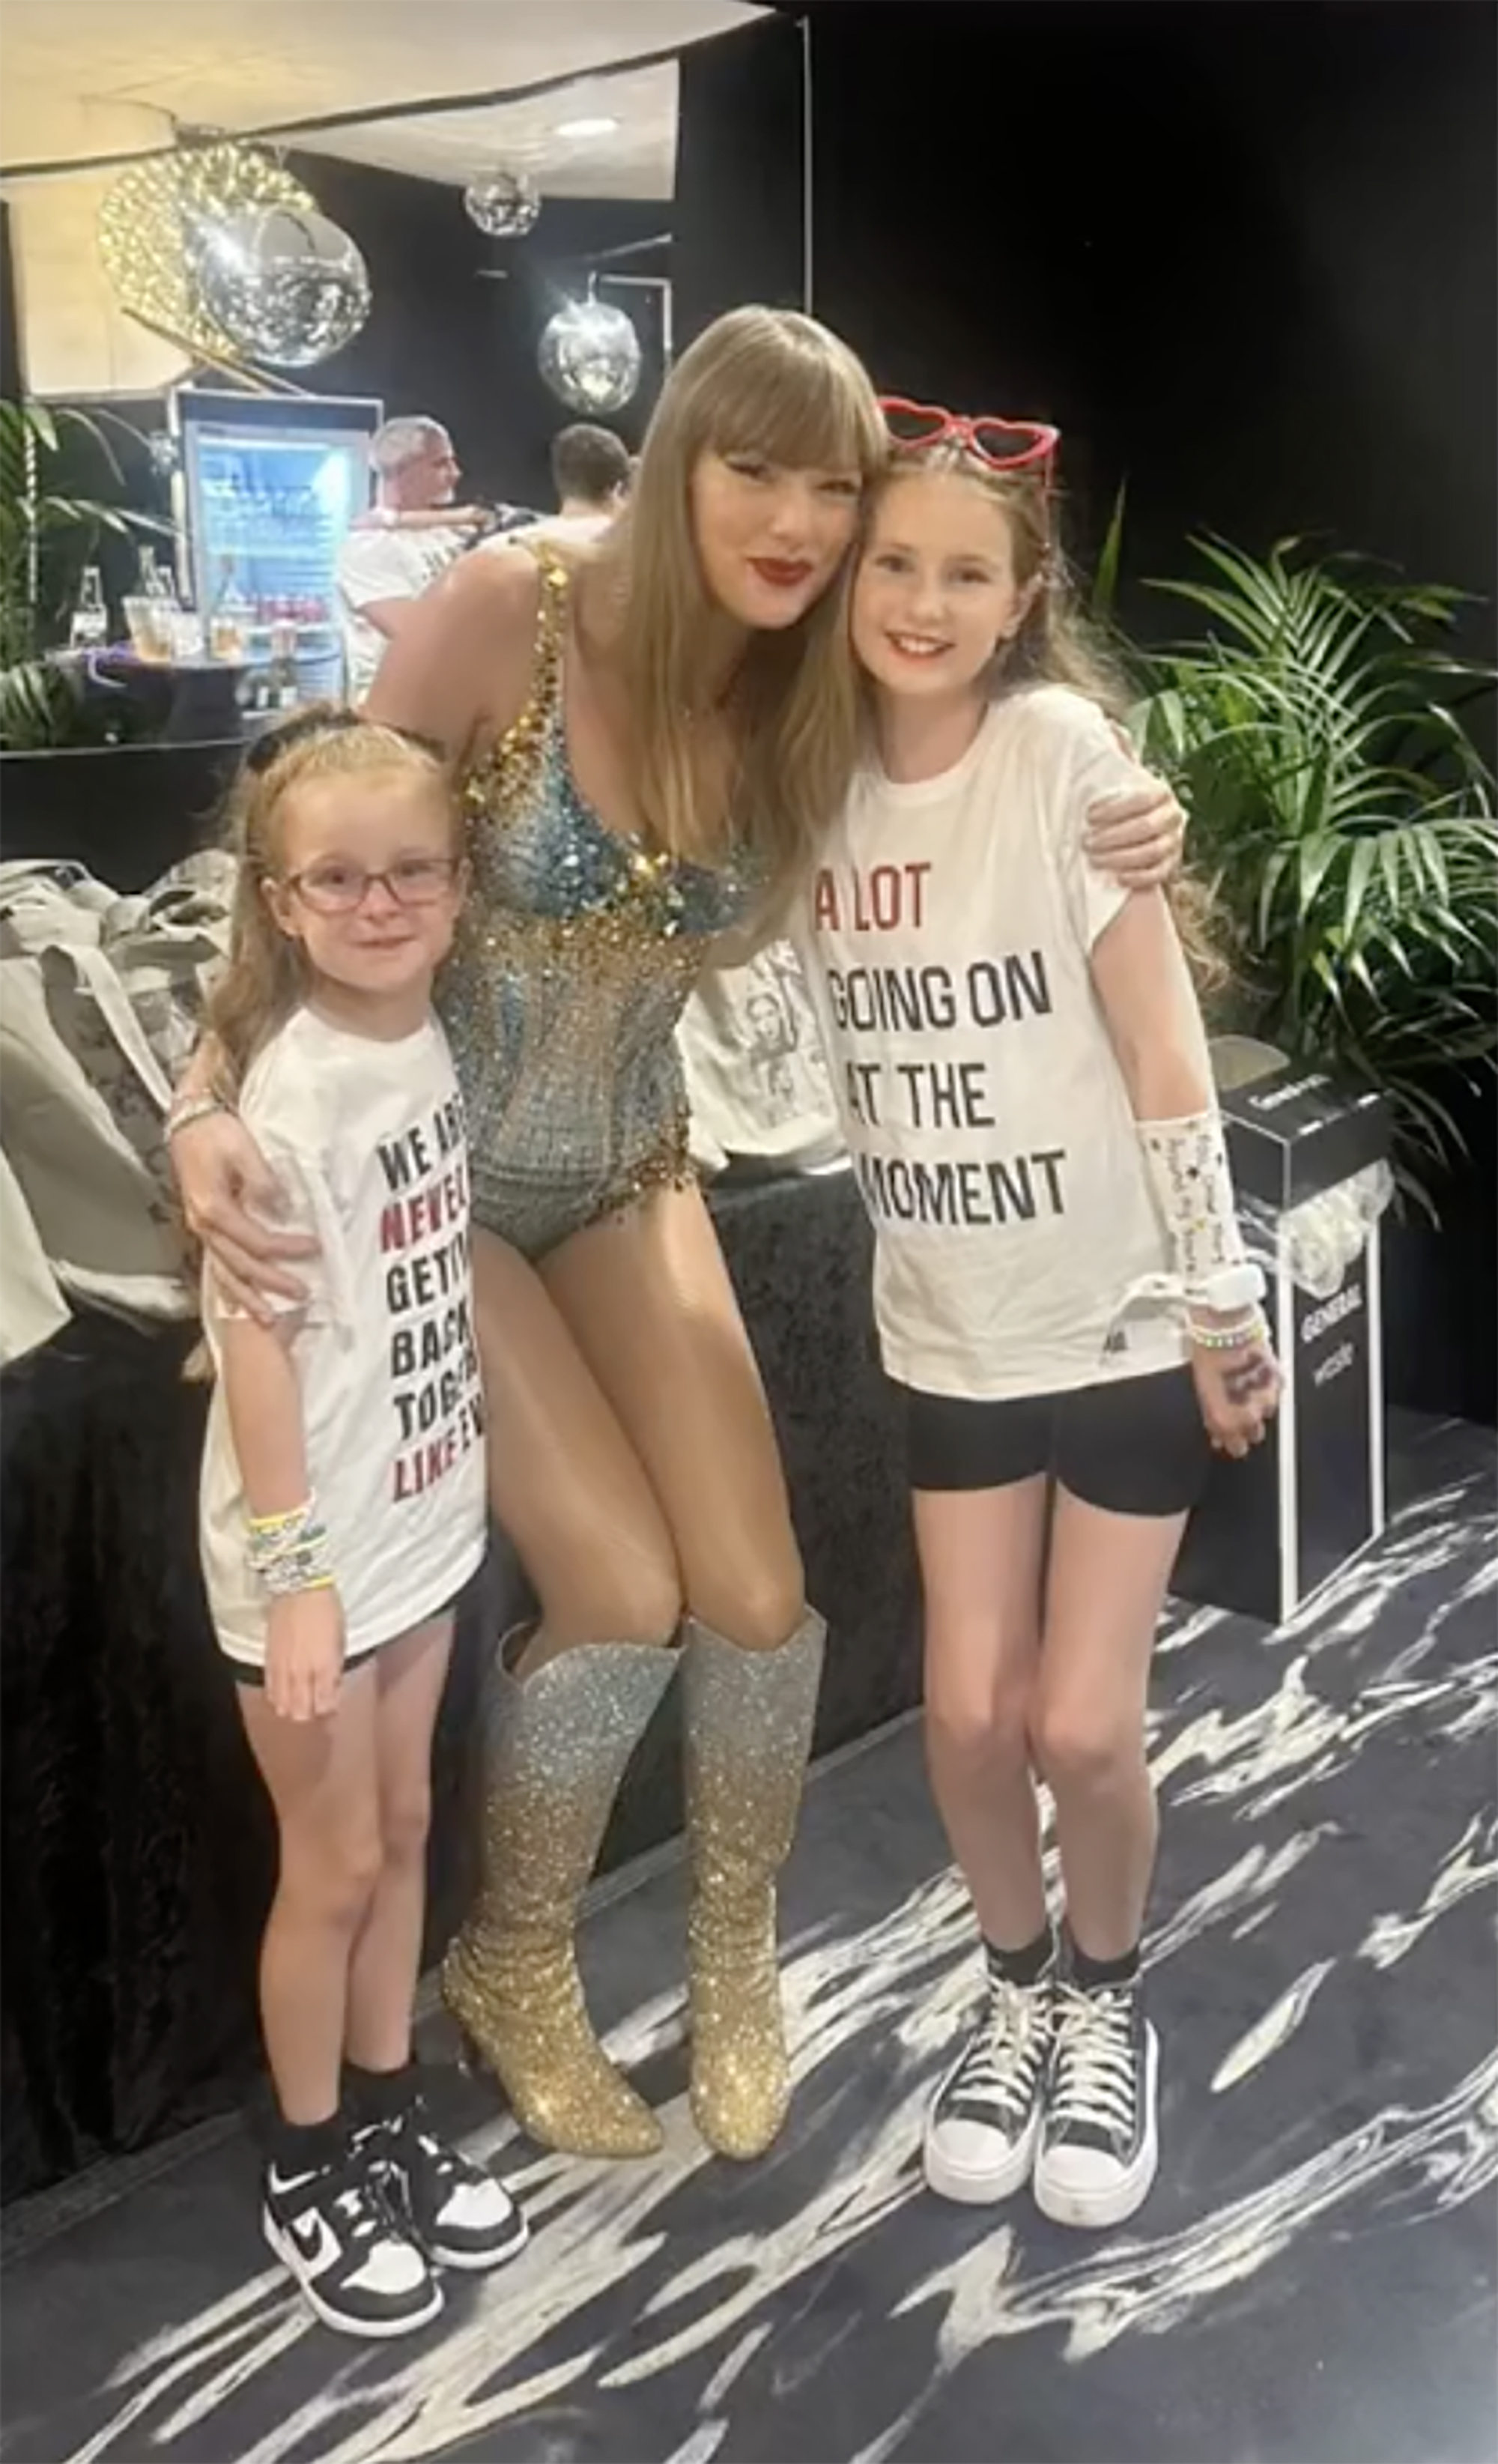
left=336, top=524, right=469, bottom=702
left=199, top=1005, right=488, bottom=1666
left=793, top=684, right=1188, bottom=1402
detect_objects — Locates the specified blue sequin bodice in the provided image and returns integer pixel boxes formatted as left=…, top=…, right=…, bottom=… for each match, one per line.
left=437, top=547, right=754, bottom=1257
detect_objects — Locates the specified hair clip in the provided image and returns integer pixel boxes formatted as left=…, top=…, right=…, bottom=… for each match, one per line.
left=243, top=709, right=447, bottom=777
left=243, top=707, right=363, bottom=775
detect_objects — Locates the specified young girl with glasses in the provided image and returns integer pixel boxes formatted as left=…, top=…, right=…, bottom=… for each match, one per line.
left=193, top=710, right=526, bottom=2335
left=795, top=405, right=1282, bottom=2228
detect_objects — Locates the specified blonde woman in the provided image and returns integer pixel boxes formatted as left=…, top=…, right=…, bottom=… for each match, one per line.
left=170, top=309, right=1185, bottom=2170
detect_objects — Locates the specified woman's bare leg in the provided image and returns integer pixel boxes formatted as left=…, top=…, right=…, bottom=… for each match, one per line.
left=443, top=1228, right=682, bottom=2158
left=541, top=1185, right=822, bottom=2158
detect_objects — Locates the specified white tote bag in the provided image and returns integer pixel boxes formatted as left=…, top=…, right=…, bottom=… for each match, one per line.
left=0, top=857, right=233, bottom=1362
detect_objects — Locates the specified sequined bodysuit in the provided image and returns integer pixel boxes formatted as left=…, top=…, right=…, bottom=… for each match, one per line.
left=438, top=547, right=754, bottom=1260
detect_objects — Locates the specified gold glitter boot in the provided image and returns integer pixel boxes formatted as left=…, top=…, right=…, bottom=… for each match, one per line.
left=682, top=1608, right=826, bottom=2161
left=442, top=1627, right=678, bottom=2159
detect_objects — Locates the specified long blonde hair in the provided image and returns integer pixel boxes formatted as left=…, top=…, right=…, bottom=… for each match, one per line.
left=207, top=712, right=453, bottom=1090
left=599, top=306, right=888, bottom=903
left=871, top=444, right=1224, bottom=989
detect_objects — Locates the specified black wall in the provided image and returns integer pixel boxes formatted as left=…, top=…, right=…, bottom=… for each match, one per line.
left=794, top=0, right=1496, bottom=1423
left=673, top=13, right=808, bottom=346
left=798, top=0, right=1496, bottom=671
left=283, top=155, right=668, bottom=513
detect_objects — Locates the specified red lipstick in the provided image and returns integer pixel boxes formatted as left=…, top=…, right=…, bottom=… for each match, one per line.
left=750, top=557, right=813, bottom=588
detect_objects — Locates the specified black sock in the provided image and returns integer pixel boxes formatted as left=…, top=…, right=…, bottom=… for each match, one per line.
left=342, top=2058, right=417, bottom=2123
left=1067, top=1936, right=1141, bottom=1992
left=268, top=2111, right=348, bottom=2177
left=983, top=1924, right=1055, bottom=1989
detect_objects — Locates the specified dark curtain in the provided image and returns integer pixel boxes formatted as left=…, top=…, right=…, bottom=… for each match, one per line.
left=673, top=13, right=808, bottom=348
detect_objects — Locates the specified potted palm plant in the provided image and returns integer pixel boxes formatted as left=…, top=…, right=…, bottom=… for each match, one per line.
left=0, top=398, right=171, bottom=749
left=1129, top=535, right=1496, bottom=1220
left=0, top=399, right=239, bottom=889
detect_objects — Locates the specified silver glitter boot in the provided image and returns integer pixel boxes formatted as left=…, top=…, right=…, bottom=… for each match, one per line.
left=443, top=1626, right=677, bottom=2160
left=682, top=1608, right=826, bottom=2161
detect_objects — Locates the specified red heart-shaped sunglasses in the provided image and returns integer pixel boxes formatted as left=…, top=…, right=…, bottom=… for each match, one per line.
left=879, top=396, right=1061, bottom=481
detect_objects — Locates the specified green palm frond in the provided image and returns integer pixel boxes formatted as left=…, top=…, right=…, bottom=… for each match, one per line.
left=1132, top=534, right=1497, bottom=1213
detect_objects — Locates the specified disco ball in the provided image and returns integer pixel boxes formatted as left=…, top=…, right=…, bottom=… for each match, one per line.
left=538, top=295, right=642, bottom=415
left=197, top=206, right=371, bottom=368
left=464, top=169, right=541, bottom=239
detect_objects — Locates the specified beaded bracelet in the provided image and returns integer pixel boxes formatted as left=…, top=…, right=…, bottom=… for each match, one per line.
left=1189, top=1307, right=1270, bottom=1354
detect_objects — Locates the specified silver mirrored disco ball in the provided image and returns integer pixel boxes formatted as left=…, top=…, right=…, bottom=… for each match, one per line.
left=538, top=295, right=642, bottom=415
left=464, top=169, right=541, bottom=239
left=197, top=207, right=371, bottom=368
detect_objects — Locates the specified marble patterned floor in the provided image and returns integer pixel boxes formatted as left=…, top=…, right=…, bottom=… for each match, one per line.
left=3, top=1415, right=1494, bottom=2464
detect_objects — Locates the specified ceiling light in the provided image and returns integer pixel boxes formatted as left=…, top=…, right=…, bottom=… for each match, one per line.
left=554, top=116, right=620, bottom=139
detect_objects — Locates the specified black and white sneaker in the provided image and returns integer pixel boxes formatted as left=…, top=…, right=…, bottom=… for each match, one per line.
left=360, top=2096, right=528, bottom=2272
left=1032, top=1975, right=1159, bottom=2230
left=262, top=2149, right=443, bottom=2338
left=923, top=1964, right=1055, bottom=2204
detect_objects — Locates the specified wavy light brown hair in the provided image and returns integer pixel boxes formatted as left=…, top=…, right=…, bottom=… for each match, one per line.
left=871, top=444, right=1224, bottom=988
left=598, top=306, right=888, bottom=904
left=207, top=711, right=455, bottom=1091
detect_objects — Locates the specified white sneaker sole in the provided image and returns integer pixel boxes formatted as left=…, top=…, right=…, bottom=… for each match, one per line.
left=264, top=2212, right=446, bottom=2340
left=423, top=2207, right=530, bottom=2271
left=923, top=2104, right=1043, bottom=2206
left=1031, top=2023, right=1159, bottom=2231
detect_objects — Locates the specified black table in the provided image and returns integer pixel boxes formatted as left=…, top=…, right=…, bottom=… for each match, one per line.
left=0, top=1169, right=921, bottom=2203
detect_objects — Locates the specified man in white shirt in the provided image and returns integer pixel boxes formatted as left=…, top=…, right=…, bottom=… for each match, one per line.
left=336, top=417, right=479, bottom=703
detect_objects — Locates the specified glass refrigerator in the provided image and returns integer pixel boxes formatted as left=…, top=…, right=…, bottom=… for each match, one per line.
left=171, top=387, right=383, bottom=705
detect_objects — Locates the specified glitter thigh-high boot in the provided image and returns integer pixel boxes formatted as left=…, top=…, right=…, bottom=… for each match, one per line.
left=682, top=1607, right=826, bottom=2161
left=442, top=1626, right=677, bottom=2160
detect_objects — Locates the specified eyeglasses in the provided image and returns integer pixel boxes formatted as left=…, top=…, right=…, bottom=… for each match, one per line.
left=285, top=856, right=461, bottom=915
left=879, top=396, right=1061, bottom=479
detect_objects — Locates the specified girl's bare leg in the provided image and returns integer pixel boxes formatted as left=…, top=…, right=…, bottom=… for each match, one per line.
left=912, top=1480, right=1050, bottom=1952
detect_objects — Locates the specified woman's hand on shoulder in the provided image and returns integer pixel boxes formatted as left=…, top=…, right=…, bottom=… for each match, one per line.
left=174, top=1108, right=317, bottom=1321
left=364, top=544, right=543, bottom=757
left=1082, top=713, right=1186, bottom=890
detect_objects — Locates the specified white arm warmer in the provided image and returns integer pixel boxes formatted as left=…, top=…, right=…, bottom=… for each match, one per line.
left=1138, top=1111, right=1264, bottom=1313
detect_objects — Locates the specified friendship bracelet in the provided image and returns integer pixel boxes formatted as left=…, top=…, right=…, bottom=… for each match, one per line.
left=248, top=1499, right=315, bottom=1536
left=166, top=1093, right=231, bottom=1144
left=246, top=1498, right=336, bottom=1596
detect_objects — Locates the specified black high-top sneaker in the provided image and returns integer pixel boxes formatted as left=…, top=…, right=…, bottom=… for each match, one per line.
left=261, top=2139, right=442, bottom=2338
left=352, top=2080, right=528, bottom=2272
left=923, top=1958, right=1055, bottom=2205
left=1032, top=1970, right=1159, bottom=2230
